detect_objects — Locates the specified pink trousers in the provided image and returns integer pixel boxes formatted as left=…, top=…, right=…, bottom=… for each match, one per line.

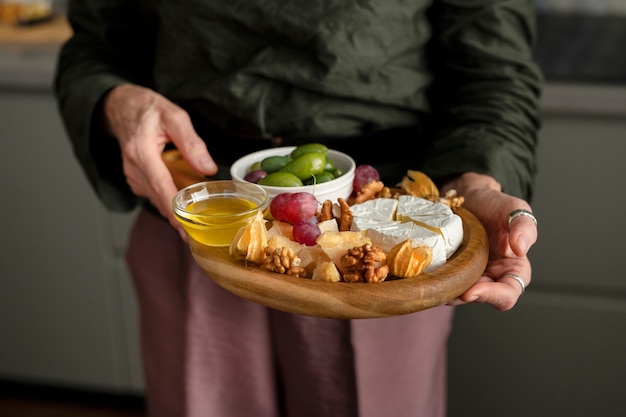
left=126, top=208, right=454, bottom=417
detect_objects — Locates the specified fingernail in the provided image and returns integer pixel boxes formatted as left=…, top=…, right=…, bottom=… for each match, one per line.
left=518, top=235, right=529, bottom=254
left=467, top=295, right=479, bottom=302
left=200, top=157, right=216, bottom=171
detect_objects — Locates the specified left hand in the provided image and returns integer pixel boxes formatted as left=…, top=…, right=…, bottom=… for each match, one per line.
left=442, top=173, right=538, bottom=311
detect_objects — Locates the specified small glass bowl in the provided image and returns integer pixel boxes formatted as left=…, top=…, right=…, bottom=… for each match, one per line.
left=173, top=180, right=269, bottom=247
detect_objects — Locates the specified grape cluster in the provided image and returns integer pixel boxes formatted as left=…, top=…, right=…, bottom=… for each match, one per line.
left=267, top=164, right=381, bottom=246
left=270, top=192, right=320, bottom=246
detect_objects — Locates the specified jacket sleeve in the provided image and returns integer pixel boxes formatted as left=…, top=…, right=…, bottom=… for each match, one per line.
left=54, top=0, right=154, bottom=212
left=421, top=0, right=543, bottom=201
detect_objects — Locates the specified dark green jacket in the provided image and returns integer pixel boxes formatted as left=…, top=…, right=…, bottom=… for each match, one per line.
left=54, top=0, right=542, bottom=212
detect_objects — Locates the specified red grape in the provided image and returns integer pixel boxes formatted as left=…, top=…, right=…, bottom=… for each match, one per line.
left=270, top=192, right=318, bottom=224
left=292, top=220, right=321, bottom=246
left=353, top=164, right=380, bottom=193
left=243, top=169, right=267, bottom=183
left=282, top=192, right=318, bottom=224
left=269, top=193, right=292, bottom=222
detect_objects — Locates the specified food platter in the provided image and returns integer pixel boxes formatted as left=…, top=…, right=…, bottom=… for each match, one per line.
left=163, top=148, right=489, bottom=319
left=188, top=206, right=488, bottom=319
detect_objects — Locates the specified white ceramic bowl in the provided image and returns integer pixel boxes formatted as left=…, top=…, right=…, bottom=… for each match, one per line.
left=230, top=146, right=356, bottom=202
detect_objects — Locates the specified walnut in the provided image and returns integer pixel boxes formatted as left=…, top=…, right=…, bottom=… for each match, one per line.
left=316, top=198, right=352, bottom=231
left=317, top=200, right=334, bottom=222
left=260, top=246, right=306, bottom=277
left=337, top=198, right=352, bottom=231
left=376, top=186, right=394, bottom=199
left=355, top=180, right=385, bottom=203
left=340, top=243, right=389, bottom=283
left=437, top=189, right=465, bottom=209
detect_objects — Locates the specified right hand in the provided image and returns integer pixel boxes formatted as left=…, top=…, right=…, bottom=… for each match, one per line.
left=441, top=173, right=538, bottom=311
left=103, top=84, right=218, bottom=237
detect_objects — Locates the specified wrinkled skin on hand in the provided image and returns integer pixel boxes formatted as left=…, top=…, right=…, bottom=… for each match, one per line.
left=103, top=84, right=218, bottom=238
left=441, top=173, right=538, bottom=311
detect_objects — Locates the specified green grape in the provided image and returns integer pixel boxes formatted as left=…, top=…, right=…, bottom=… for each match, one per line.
left=323, top=157, right=336, bottom=172
left=260, top=155, right=292, bottom=173
left=280, top=153, right=326, bottom=181
left=304, top=171, right=335, bottom=185
left=290, top=143, right=328, bottom=159
left=258, top=171, right=304, bottom=187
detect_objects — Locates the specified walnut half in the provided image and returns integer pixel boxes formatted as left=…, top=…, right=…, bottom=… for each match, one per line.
left=340, top=243, right=389, bottom=283
left=260, top=246, right=307, bottom=278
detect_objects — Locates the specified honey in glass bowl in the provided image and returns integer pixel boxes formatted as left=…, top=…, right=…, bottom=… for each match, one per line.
left=173, top=180, right=269, bottom=247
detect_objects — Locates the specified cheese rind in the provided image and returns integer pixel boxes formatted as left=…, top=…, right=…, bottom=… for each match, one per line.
left=349, top=196, right=464, bottom=270
left=349, top=198, right=398, bottom=221
left=403, top=212, right=463, bottom=258
left=366, top=223, right=447, bottom=271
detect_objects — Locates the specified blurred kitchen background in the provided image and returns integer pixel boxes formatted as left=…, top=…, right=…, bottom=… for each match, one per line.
left=1, top=1, right=625, bottom=416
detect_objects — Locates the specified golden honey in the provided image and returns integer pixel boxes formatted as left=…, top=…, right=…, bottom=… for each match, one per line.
left=173, top=180, right=269, bottom=247
left=177, top=195, right=261, bottom=247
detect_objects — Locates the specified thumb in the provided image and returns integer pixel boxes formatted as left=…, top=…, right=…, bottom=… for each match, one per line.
left=162, top=107, right=219, bottom=176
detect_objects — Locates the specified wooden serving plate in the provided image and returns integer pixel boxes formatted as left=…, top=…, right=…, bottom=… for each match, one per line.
left=188, top=206, right=488, bottom=319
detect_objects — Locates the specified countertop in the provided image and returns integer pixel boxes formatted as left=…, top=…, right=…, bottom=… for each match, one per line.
left=0, top=14, right=71, bottom=44
left=0, top=15, right=70, bottom=90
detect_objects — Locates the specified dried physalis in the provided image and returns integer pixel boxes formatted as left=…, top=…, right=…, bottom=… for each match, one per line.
left=398, top=170, right=439, bottom=200
left=386, top=240, right=433, bottom=278
left=229, top=209, right=268, bottom=264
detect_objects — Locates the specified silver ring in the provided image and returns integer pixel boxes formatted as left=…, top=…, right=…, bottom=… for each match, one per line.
left=503, top=273, right=525, bottom=295
left=508, top=209, right=537, bottom=226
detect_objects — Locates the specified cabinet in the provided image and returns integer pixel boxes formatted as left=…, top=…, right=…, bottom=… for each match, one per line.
left=0, top=43, right=142, bottom=393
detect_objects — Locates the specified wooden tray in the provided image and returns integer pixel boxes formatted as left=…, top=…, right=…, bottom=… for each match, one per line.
left=188, top=206, right=488, bottom=319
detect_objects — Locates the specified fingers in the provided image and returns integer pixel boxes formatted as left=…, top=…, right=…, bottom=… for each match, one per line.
left=447, top=252, right=532, bottom=310
left=449, top=272, right=528, bottom=311
left=124, top=153, right=178, bottom=224
left=500, top=273, right=525, bottom=295
left=440, top=179, right=537, bottom=311
left=162, top=107, right=218, bottom=177
left=507, top=209, right=539, bottom=257
left=106, top=85, right=215, bottom=240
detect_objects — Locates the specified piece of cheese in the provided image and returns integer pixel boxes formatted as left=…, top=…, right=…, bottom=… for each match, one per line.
left=318, top=219, right=339, bottom=234
left=350, top=218, right=401, bottom=233
left=349, top=198, right=398, bottom=221
left=349, top=195, right=464, bottom=271
left=403, top=212, right=463, bottom=258
left=365, top=223, right=447, bottom=271
left=396, top=195, right=452, bottom=219
left=316, top=231, right=372, bottom=274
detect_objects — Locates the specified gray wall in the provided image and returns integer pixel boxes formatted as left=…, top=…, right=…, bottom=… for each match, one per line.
left=0, top=43, right=142, bottom=392
left=448, top=85, right=626, bottom=417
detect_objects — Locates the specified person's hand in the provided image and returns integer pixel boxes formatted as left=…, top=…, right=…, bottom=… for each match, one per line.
left=441, top=173, right=538, bottom=311
left=103, top=84, right=218, bottom=237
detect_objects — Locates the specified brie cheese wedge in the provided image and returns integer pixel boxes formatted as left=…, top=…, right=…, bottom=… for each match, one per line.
left=350, top=195, right=463, bottom=271
left=349, top=198, right=398, bottom=221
